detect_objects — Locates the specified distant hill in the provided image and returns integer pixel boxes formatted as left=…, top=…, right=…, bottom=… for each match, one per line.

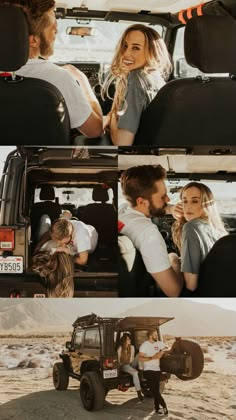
left=0, top=298, right=235, bottom=336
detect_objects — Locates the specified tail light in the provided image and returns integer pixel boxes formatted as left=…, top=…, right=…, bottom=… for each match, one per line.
left=0, top=229, right=14, bottom=250
left=103, top=357, right=116, bottom=369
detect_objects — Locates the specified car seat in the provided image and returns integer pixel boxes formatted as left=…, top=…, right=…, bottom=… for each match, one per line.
left=0, top=3, right=70, bottom=144
left=196, top=234, right=236, bottom=297
left=30, top=185, right=61, bottom=243
left=135, top=15, right=236, bottom=145
left=82, top=185, right=117, bottom=246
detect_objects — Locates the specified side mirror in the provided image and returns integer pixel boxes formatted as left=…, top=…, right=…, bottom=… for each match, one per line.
left=66, top=341, right=73, bottom=350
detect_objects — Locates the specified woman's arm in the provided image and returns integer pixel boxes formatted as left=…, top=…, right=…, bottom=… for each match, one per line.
left=183, top=272, right=198, bottom=291
left=109, top=113, right=135, bottom=145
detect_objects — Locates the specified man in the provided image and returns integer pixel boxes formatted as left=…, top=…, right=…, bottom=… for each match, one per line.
left=139, top=329, right=168, bottom=416
left=12, top=0, right=102, bottom=137
left=119, top=164, right=183, bottom=297
left=37, top=218, right=98, bottom=266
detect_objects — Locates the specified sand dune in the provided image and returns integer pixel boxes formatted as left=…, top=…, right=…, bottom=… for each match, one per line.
left=0, top=336, right=235, bottom=420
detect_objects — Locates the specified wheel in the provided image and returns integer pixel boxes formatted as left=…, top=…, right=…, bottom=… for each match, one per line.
left=171, top=339, right=204, bottom=380
left=53, top=362, right=69, bottom=390
left=80, top=371, right=105, bottom=411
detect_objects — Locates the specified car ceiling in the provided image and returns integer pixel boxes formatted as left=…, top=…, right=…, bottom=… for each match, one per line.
left=118, top=155, right=236, bottom=173
left=56, top=0, right=210, bottom=14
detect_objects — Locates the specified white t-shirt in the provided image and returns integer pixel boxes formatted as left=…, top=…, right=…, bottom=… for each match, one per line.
left=139, top=340, right=165, bottom=371
left=70, top=220, right=98, bottom=254
left=15, top=59, right=92, bottom=129
left=118, top=203, right=171, bottom=273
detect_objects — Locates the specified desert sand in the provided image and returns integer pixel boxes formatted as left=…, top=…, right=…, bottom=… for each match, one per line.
left=0, top=335, right=235, bottom=420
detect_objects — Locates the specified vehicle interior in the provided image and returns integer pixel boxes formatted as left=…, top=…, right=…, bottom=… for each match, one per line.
left=0, top=147, right=118, bottom=297
left=2, top=0, right=236, bottom=145
left=118, top=146, right=236, bottom=297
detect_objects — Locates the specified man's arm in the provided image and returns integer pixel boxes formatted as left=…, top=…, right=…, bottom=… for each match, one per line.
left=74, top=250, right=89, bottom=266
left=151, top=266, right=183, bottom=297
left=63, top=64, right=103, bottom=138
left=139, top=350, right=165, bottom=362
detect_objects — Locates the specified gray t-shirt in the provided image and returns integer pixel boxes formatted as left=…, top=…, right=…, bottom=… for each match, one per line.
left=117, top=69, right=165, bottom=134
left=181, top=218, right=222, bottom=274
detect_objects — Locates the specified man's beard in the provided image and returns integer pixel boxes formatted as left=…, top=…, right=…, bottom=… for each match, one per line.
left=39, top=33, right=54, bottom=58
left=148, top=198, right=167, bottom=218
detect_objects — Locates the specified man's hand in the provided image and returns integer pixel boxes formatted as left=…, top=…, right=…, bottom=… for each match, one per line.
left=152, top=350, right=165, bottom=359
left=166, top=203, right=184, bottom=220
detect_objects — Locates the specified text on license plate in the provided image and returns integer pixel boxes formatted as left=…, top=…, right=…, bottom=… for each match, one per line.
left=103, top=369, right=118, bottom=379
left=0, top=257, right=23, bottom=273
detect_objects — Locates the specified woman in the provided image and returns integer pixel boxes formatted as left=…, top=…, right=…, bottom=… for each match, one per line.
left=117, top=333, right=143, bottom=401
left=101, top=24, right=172, bottom=146
left=31, top=251, right=74, bottom=298
left=172, top=182, right=227, bottom=293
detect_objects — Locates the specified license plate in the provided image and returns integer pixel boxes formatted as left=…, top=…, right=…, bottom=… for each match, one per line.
left=103, top=369, right=118, bottom=379
left=0, top=256, right=23, bottom=273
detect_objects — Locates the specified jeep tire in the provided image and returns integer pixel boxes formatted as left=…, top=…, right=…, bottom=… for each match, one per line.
left=80, top=371, right=105, bottom=411
left=53, top=362, right=69, bottom=390
left=173, top=339, right=204, bottom=380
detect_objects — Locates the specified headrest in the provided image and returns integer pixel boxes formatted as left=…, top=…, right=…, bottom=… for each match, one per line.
left=184, top=15, right=236, bottom=73
left=40, top=185, right=55, bottom=201
left=0, top=4, right=29, bottom=71
left=92, top=185, right=109, bottom=203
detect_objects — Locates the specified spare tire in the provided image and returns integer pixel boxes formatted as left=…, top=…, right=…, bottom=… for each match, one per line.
left=171, top=339, right=204, bottom=380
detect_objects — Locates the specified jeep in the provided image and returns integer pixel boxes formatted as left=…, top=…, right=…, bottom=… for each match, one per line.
left=53, top=313, right=204, bottom=411
left=0, top=146, right=118, bottom=297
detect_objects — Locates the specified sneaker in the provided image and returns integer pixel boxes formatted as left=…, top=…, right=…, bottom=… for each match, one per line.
left=163, top=407, right=169, bottom=416
left=156, top=409, right=163, bottom=415
left=156, top=408, right=168, bottom=417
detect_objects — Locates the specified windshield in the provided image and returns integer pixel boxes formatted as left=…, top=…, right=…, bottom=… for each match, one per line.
left=52, top=19, right=163, bottom=63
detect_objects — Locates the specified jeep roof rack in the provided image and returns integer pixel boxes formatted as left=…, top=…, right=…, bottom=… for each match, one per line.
left=72, top=313, right=122, bottom=328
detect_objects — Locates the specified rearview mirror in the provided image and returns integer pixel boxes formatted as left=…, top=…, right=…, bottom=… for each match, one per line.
left=66, top=27, right=97, bottom=37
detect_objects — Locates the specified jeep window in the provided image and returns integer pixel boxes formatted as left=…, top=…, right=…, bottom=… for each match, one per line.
left=34, top=186, right=114, bottom=206
left=84, top=328, right=101, bottom=349
left=74, top=330, right=84, bottom=349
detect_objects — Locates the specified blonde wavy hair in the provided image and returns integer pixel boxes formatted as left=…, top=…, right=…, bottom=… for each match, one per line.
left=32, top=251, right=74, bottom=297
left=172, top=182, right=227, bottom=252
left=101, top=24, right=172, bottom=117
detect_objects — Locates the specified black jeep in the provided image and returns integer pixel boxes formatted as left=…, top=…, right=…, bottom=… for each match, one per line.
left=53, top=313, right=204, bottom=411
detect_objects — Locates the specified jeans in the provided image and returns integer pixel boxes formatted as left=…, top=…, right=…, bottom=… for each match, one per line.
left=121, top=359, right=141, bottom=391
left=144, top=370, right=167, bottom=411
